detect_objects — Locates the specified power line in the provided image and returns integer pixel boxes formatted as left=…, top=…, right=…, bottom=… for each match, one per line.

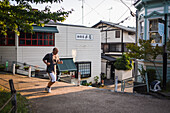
left=116, top=9, right=129, bottom=22
left=74, top=0, right=106, bottom=23
left=120, top=0, right=135, bottom=17
left=116, top=3, right=133, bottom=22
left=84, top=2, right=106, bottom=20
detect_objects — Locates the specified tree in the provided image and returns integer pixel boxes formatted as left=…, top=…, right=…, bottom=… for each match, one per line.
left=126, top=39, right=163, bottom=81
left=0, top=0, right=73, bottom=35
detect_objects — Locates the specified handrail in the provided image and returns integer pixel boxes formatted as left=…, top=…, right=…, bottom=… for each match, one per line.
left=121, top=73, right=149, bottom=93
left=13, top=61, right=45, bottom=70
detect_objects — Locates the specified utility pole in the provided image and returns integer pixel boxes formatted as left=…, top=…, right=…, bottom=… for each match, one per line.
left=163, top=13, right=167, bottom=90
left=79, top=0, right=84, bottom=25
left=108, top=7, right=112, bottom=22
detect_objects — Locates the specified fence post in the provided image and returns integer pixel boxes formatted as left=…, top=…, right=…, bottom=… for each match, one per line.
left=115, top=76, right=118, bottom=92
left=13, top=64, right=15, bottom=75
left=9, top=79, right=17, bottom=113
left=123, top=80, right=125, bottom=92
left=145, top=73, right=149, bottom=93
left=28, top=66, right=31, bottom=77
left=78, top=72, right=81, bottom=86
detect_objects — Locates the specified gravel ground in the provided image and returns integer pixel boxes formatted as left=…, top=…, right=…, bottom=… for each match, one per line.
left=0, top=73, right=170, bottom=113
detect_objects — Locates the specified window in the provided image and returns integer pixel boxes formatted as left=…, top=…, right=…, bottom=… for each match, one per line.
left=75, top=62, right=91, bottom=78
left=19, top=32, right=54, bottom=46
left=140, top=21, right=144, bottom=40
left=0, top=31, right=15, bottom=46
left=115, top=31, right=120, bottom=38
left=149, top=19, right=162, bottom=43
left=103, top=44, right=109, bottom=52
left=109, top=44, right=121, bottom=52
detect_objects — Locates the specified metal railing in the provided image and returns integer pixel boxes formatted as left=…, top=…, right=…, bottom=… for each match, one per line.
left=119, top=73, right=149, bottom=93
left=0, top=79, right=17, bottom=113
left=12, top=61, right=46, bottom=77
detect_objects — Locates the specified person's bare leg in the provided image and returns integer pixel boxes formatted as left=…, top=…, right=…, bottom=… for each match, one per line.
left=47, top=81, right=55, bottom=87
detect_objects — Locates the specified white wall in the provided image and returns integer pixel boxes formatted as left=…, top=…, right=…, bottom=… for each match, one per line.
left=98, top=24, right=135, bottom=44
left=17, top=47, right=54, bottom=69
left=56, top=25, right=101, bottom=83
left=16, top=25, right=101, bottom=83
left=0, top=46, right=17, bottom=71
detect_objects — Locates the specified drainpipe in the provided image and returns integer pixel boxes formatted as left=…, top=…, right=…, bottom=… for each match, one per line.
left=135, top=10, right=138, bottom=80
left=121, top=29, right=124, bottom=54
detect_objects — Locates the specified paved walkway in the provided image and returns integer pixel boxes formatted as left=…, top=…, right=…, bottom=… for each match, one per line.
left=0, top=73, right=170, bottom=113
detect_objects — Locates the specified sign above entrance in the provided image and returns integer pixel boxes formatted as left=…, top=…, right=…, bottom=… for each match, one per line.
left=76, top=34, right=93, bottom=40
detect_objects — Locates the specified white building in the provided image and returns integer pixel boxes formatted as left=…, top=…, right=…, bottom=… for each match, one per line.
left=92, top=20, right=136, bottom=80
left=0, top=22, right=101, bottom=84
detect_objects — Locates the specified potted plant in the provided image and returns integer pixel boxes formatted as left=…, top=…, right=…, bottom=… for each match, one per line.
left=15, top=64, right=21, bottom=69
left=101, top=73, right=106, bottom=86
left=0, top=64, right=5, bottom=71
left=114, top=54, right=133, bottom=81
left=94, top=76, right=99, bottom=84
left=24, top=66, right=29, bottom=71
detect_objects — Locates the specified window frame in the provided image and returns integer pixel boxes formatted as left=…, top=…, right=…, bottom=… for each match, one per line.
left=19, top=32, right=55, bottom=46
left=139, top=21, right=144, bottom=40
left=115, top=30, right=120, bottom=38
left=148, top=18, right=163, bottom=46
left=0, top=31, right=15, bottom=46
left=75, top=62, right=91, bottom=78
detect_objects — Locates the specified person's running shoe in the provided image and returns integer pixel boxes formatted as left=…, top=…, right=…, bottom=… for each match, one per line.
left=45, top=87, right=51, bottom=93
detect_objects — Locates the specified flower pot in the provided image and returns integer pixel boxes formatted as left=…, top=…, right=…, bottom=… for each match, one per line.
left=115, top=69, right=132, bottom=81
left=24, top=67, right=29, bottom=71
left=15, top=66, right=20, bottom=69
left=101, top=80, right=104, bottom=85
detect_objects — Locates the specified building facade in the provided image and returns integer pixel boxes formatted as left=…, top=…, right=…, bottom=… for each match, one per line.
left=0, top=22, right=101, bottom=83
left=92, top=21, right=136, bottom=80
left=134, top=0, right=170, bottom=82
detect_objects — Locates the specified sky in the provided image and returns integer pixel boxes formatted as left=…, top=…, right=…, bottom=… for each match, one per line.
left=11, top=0, right=137, bottom=27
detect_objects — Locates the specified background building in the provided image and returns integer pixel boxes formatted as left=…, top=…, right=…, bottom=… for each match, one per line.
left=134, top=0, right=170, bottom=83
left=0, top=22, right=101, bottom=84
left=92, top=20, right=136, bottom=80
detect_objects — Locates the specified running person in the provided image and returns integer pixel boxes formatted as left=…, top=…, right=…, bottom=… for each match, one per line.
left=43, top=47, right=63, bottom=93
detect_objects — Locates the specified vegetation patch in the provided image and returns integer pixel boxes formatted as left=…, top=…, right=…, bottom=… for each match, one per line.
left=0, top=88, right=29, bottom=113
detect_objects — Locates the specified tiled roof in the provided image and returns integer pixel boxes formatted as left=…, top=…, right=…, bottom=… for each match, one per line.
left=92, top=20, right=136, bottom=32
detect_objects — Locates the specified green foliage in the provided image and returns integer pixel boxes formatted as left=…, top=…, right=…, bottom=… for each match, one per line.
left=94, top=76, right=99, bottom=83
left=167, top=40, right=170, bottom=59
left=0, top=0, right=73, bottom=35
left=126, top=39, right=163, bottom=80
left=126, top=39, right=163, bottom=61
left=82, top=82, right=91, bottom=86
left=0, top=88, right=29, bottom=113
left=0, top=64, right=5, bottom=69
left=114, top=54, right=132, bottom=70
left=100, top=72, right=106, bottom=80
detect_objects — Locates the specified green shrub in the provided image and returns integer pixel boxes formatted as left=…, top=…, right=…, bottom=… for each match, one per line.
left=114, top=54, right=132, bottom=70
